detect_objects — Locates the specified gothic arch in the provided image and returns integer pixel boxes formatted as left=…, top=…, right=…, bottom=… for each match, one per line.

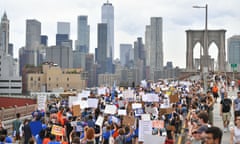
left=186, top=29, right=226, bottom=71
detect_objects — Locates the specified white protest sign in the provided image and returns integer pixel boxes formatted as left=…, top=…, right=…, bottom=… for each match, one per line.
left=138, top=120, right=152, bottom=142
left=79, top=100, right=88, bottom=109
left=77, top=93, right=88, bottom=100
left=68, top=96, right=78, bottom=108
left=95, top=116, right=104, bottom=127
left=97, top=87, right=106, bottom=95
left=104, top=104, right=117, bottom=114
left=82, top=90, right=91, bottom=95
left=142, top=93, right=159, bottom=102
left=141, top=114, right=151, bottom=121
left=122, top=89, right=134, bottom=99
left=144, top=134, right=166, bottom=143
left=132, top=103, right=142, bottom=109
left=111, top=116, right=119, bottom=124
left=118, top=109, right=127, bottom=115
left=37, top=94, right=47, bottom=111
left=88, top=98, right=99, bottom=108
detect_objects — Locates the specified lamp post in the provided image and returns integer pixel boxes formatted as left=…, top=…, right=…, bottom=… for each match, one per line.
left=193, top=4, right=208, bottom=92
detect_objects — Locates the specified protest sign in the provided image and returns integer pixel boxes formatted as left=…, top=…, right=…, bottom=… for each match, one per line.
left=68, top=96, right=78, bottom=108
left=134, top=108, right=144, bottom=117
left=72, top=104, right=81, bottom=117
left=142, top=93, right=159, bottom=102
left=122, top=116, right=135, bottom=126
left=144, top=134, right=166, bottom=144
left=51, top=125, right=63, bottom=136
left=122, top=89, right=134, bottom=99
left=37, top=94, right=47, bottom=111
left=152, top=120, right=164, bottom=129
left=88, top=98, right=99, bottom=108
left=95, top=116, right=104, bottom=127
left=169, top=93, right=179, bottom=103
left=132, top=103, right=142, bottom=109
left=79, top=100, right=88, bottom=109
left=118, top=109, right=127, bottom=115
left=159, top=108, right=174, bottom=116
left=141, top=114, right=150, bottom=121
left=138, top=120, right=152, bottom=142
left=97, top=87, right=106, bottom=95
left=104, top=104, right=117, bottom=114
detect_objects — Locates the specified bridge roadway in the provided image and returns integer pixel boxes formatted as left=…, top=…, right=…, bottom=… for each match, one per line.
left=213, top=88, right=237, bottom=143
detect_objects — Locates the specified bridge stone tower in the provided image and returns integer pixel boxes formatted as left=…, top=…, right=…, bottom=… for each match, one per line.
left=186, top=29, right=226, bottom=72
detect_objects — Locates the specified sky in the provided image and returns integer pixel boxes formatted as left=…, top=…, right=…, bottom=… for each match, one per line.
left=1, top=0, right=240, bottom=68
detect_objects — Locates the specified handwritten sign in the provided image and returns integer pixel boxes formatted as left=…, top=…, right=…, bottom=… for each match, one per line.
left=51, top=125, right=63, bottom=136
left=95, top=116, right=104, bottom=127
left=122, top=116, right=135, bottom=126
left=138, top=120, right=152, bottom=142
left=104, top=104, right=117, bottom=114
left=88, top=98, right=99, bottom=108
left=118, top=109, right=127, bottom=115
left=152, top=120, right=164, bottom=129
left=37, top=94, right=47, bottom=111
left=72, top=105, right=81, bottom=116
left=132, top=103, right=142, bottom=109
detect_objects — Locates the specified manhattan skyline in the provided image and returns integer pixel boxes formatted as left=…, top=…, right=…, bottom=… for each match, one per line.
left=1, top=0, right=240, bottom=68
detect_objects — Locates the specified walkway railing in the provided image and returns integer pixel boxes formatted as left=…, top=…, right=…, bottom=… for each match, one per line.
left=0, top=104, right=37, bottom=121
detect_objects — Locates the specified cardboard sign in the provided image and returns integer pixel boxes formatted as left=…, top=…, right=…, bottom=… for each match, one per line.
left=152, top=120, right=164, bottom=129
left=72, top=105, right=81, bottom=116
left=122, top=116, right=135, bottom=126
left=155, top=87, right=161, bottom=93
left=159, top=108, right=174, bottom=116
left=51, top=125, right=63, bottom=136
left=167, top=125, right=176, bottom=131
left=169, top=93, right=179, bottom=103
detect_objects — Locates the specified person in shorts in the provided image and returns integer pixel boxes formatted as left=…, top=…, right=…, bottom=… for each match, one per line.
left=220, top=92, right=232, bottom=132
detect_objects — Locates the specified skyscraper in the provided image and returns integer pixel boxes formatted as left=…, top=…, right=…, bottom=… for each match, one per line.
left=56, top=22, right=70, bottom=46
left=228, top=35, right=240, bottom=65
left=0, top=12, right=9, bottom=55
left=145, top=17, right=163, bottom=80
left=101, top=0, right=114, bottom=60
left=0, top=12, right=22, bottom=94
left=76, top=16, right=90, bottom=53
left=97, top=23, right=108, bottom=73
left=26, top=19, right=41, bottom=50
left=120, top=44, right=132, bottom=67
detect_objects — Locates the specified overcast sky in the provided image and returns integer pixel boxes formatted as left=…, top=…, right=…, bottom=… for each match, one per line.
left=1, top=0, right=240, bottom=68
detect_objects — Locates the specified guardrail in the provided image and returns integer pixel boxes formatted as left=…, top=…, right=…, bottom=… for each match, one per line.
left=0, top=104, right=37, bottom=136
left=0, top=104, right=37, bottom=121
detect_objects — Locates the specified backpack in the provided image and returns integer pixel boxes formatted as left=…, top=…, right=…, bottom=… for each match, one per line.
left=222, top=99, right=231, bottom=112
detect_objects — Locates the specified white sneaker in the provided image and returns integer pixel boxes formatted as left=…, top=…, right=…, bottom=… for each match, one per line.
left=223, top=128, right=227, bottom=133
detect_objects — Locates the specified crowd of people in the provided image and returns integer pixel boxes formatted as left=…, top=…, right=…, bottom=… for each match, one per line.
left=1, top=73, right=240, bottom=144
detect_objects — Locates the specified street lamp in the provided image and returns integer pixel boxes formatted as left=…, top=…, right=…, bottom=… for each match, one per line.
left=193, top=4, right=208, bottom=92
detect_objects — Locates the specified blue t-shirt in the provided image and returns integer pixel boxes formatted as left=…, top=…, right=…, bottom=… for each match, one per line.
left=103, top=131, right=111, bottom=140
left=29, top=120, right=43, bottom=136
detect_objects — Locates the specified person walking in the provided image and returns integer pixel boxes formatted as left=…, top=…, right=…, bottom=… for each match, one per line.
left=220, top=92, right=232, bottom=132
left=12, top=113, right=22, bottom=141
left=233, top=91, right=240, bottom=119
